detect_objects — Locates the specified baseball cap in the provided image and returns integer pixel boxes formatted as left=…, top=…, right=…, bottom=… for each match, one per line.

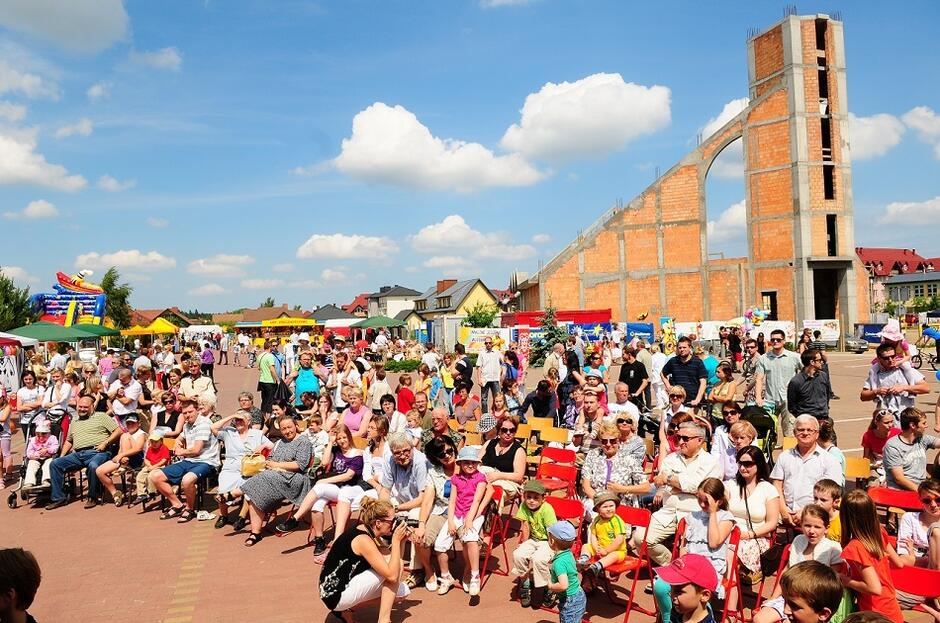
left=654, top=553, right=718, bottom=592
left=124, top=414, right=139, bottom=423
left=547, top=520, right=576, bottom=542
left=149, top=431, right=164, bottom=441
left=477, top=414, right=497, bottom=434
left=298, top=332, right=310, bottom=342
left=523, top=480, right=546, bottom=495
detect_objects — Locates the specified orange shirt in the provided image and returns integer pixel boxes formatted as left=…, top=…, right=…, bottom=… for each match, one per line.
left=841, top=537, right=903, bottom=623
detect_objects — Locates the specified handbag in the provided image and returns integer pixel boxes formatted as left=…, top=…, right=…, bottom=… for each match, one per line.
left=240, top=453, right=266, bottom=478
left=742, top=483, right=784, bottom=579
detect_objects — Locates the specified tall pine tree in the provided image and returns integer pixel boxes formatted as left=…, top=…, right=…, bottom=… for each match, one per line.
left=528, top=305, right=570, bottom=367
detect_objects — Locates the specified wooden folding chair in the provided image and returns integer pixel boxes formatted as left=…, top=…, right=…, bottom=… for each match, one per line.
left=781, top=437, right=797, bottom=450
left=528, top=418, right=554, bottom=432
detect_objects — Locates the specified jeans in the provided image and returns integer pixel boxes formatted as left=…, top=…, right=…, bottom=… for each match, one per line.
left=50, top=448, right=113, bottom=502
left=480, top=381, right=500, bottom=412
left=558, top=588, right=587, bottom=623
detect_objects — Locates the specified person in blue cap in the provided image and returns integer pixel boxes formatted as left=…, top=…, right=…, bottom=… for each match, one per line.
left=546, top=520, right=586, bottom=623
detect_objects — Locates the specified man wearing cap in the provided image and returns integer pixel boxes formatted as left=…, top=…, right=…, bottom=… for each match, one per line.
left=46, top=395, right=122, bottom=510
left=861, top=342, right=928, bottom=421
left=632, top=422, right=720, bottom=565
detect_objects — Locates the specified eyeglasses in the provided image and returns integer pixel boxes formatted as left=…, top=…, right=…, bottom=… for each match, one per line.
left=484, top=342, right=492, bottom=346
left=436, top=448, right=455, bottom=459
left=499, top=427, right=516, bottom=434
left=676, top=435, right=701, bottom=443
left=392, top=448, right=412, bottom=457
left=921, top=496, right=940, bottom=506
left=669, top=395, right=683, bottom=401
left=376, top=516, right=395, bottom=525
left=813, top=358, right=823, bottom=363
left=616, top=418, right=633, bottom=425
left=770, top=338, right=783, bottom=343
left=722, top=409, right=739, bottom=416
left=738, top=461, right=756, bottom=468
left=878, top=354, right=898, bottom=361
left=600, top=439, right=619, bottom=445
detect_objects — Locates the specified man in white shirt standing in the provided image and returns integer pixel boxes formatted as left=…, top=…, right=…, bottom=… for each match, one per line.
left=475, top=337, right=502, bottom=413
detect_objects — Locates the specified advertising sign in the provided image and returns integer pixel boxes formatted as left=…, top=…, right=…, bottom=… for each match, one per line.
left=457, top=327, right=512, bottom=353
left=566, top=322, right=611, bottom=341
left=802, top=319, right=840, bottom=342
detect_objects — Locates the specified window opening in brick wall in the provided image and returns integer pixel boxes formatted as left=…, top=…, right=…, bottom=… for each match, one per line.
left=826, top=214, right=838, bottom=257
left=761, top=291, right=778, bottom=320
left=823, top=164, right=835, bottom=200
left=818, top=67, right=829, bottom=99
left=815, top=18, right=827, bottom=51
left=820, top=116, right=832, bottom=161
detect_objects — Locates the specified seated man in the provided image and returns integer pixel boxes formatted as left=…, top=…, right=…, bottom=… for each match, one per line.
left=883, top=406, right=940, bottom=491
left=630, top=422, right=719, bottom=565
left=769, top=414, right=842, bottom=525
left=150, top=398, right=220, bottom=522
left=178, top=360, right=216, bottom=403
left=45, top=395, right=122, bottom=510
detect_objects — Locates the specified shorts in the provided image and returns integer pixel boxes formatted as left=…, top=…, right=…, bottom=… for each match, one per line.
left=160, top=460, right=216, bottom=485
left=582, top=543, right=627, bottom=563
left=422, top=514, right=448, bottom=548
left=433, top=514, right=485, bottom=552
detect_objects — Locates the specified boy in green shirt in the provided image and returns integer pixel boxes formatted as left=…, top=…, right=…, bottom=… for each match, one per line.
left=511, top=480, right=558, bottom=608
left=547, top=520, right=586, bottom=623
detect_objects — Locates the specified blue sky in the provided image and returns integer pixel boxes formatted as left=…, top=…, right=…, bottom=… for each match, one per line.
left=1, top=1, right=938, bottom=311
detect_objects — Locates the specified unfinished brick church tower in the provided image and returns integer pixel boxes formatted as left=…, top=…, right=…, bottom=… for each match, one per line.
left=517, top=14, right=869, bottom=329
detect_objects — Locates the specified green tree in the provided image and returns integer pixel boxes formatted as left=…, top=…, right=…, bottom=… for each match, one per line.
left=260, top=297, right=275, bottom=308
left=100, top=267, right=133, bottom=329
left=0, top=268, right=38, bottom=331
left=528, top=305, right=571, bottom=367
left=462, top=301, right=498, bottom=328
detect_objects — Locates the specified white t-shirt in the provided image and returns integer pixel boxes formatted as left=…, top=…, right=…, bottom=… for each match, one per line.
left=133, top=355, right=151, bottom=372
left=476, top=350, right=502, bottom=383
left=16, top=386, right=45, bottom=423
left=789, top=534, right=843, bottom=566
left=607, top=400, right=640, bottom=421
left=421, top=351, right=440, bottom=371
left=724, top=479, right=780, bottom=532
left=183, top=415, right=220, bottom=466
left=897, top=511, right=933, bottom=558
left=108, top=378, right=142, bottom=416
left=43, top=383, right=72, bottom=411
left=49, top=353, right=68, bottom=371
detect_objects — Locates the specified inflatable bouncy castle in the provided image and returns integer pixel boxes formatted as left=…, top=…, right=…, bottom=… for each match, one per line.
left=29, top=270, right=107, bottom=326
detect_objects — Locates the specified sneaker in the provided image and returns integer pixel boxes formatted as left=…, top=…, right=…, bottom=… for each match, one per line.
left=425, top=575, right=439, bottom=592
left=214, top=515, right=229, bottom=529
left=313, top=537, right=327, bottom=556
left=276, top=517, right=299, bottom=533
left=462, top=580, right=470, bottom=593
left=469, top=577, right=480, bottom=597
left=437, top=575, right=454, bottom=596
left=519, top=579, right=532, bottom=607
left=45, top=499, right=68, bottom=510
left=133, top=494, right=148, bottom=506
left=541, top=590, right=558, bottom=609
left=84, top=498, right=97, bottom=509
left=576, top=554, right=590, bottom=569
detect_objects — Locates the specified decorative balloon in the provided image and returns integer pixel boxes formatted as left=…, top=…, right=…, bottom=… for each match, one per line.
left=936, top=370, right=940, bottom=383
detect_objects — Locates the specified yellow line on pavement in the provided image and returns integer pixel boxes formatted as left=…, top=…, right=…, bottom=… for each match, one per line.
left=162, top=520, right=213, bottom=622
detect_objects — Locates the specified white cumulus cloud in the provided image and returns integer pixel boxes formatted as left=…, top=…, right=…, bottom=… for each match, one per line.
left=702, top=98, right=749, bottom=139
left=187, top=254, right=254, bottom=277
left=272, top=262, right=294, bottom=273
left=130, top=47, right=183, bottom=71
left=707, top=200, right=747, bottom=244
left=188, top=283, right=226, bottom=296
left=423, top=255, right=472, bottom=269
left=296, top=233, right=398, bottom=260
left=410, top=214, right=536, bottom=262
left=700, top=98, right=750, bottom=179
left=0, top=126, right=86, bottom=190
left=241, top=278, right=284, bottom=289
left=76, top=249, right=176, bottom=271
left=3, top=198, right=58, bottom=220
left=334, top=102, right=545, bottom=192
left=0, top=58, right=59, bottom=99
left=289, top=279, right=322, bottom=289
left=878, top=196, right=940, bottom=225
left=54, top=118, right=93, bottom=139
left=0, top=101, right=26, bottom=122
left=97, top=174, right=136, bottom=192
left=86, top=82, right=110, bottom=101
left=0, top=265, right=39, bottom=285
left=146, top=217, right=168, bottom=228
left=0, top=0, right=128, bottom=53
left=848, top=112, right=905, bottom=160
left=320, top=267, right=348, bottom=283
left=902, top=106, right=940, bottom=159
left=532, top=233, right=551, bottom=244
left=501, top=73, right=671, bottom=161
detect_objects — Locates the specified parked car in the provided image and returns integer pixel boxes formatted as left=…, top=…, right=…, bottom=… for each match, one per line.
left=819, top=334, right=869, bottom=353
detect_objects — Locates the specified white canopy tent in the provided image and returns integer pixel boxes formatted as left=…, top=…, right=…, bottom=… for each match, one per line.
left=0, top=331, right=38, bottom=346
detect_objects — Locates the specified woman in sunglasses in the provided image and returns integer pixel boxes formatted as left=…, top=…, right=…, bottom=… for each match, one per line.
left=581, top=422, right=649, bottom=519
left=414, top=436, right=460, bottom=593
left=712, top=401, right=744, bottom=480
left=724, top=446, right=779, bottom=583
left=895, top=478, right=940, bottom=615
left=477, top=415, right=526, bottom=500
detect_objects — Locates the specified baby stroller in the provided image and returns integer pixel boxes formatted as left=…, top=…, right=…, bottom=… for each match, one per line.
left=7, top=409, right=70, bottom=509
left=740, top=405, right=777, bottom=469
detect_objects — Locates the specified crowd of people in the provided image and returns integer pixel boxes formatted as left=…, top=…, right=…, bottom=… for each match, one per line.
left=2, top=321, right=940, bottom=623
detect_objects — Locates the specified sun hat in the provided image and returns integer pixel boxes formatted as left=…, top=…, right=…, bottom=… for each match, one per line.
left=477, top=414, right=498, bottom=434
left=592, top=491, right=620, bottom=512
left=35, top=421, right=51, bottom=433
left=654, top=553, right=718, bottom=592
left=456, top=447, right=482, bottom=463
left=124, top=414, right=139, bottom=423
left=148, top=431, right=164, bottom=441
left=298, top=332, right=310, bottom=342
left=547, top=520, right=576, bottom=541
left=877, top=319, right=905, bottom=343
left=523, top=480, right=546, bottom=495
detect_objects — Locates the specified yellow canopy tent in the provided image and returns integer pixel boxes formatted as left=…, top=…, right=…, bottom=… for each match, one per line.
left=146, top=317, right=179, bottom=334
left=120, top=325, right=151, bottom=336
left=260, top=317, right=316, bottom=328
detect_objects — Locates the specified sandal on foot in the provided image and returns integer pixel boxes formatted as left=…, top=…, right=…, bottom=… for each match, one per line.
left=160, top=505, right=184, bottom=520
left=177, top=508, right=197, bottom=523
left=244, top=532, right=263, bottom=547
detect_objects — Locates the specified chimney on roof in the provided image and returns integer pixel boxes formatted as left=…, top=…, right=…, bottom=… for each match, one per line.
left=437, top=279, right=457, bottom=294
left=380, top=286, right=391, bottom=294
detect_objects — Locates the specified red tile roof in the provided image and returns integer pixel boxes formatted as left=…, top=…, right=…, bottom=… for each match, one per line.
left=342, top=293, right=369, bottom=314
left=130, top=307, right=194, bottom=326
left=855, top=247, right=929, bottom=277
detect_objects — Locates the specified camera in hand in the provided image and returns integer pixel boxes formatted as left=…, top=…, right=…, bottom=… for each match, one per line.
left=392, top=516, right=419, bottom=530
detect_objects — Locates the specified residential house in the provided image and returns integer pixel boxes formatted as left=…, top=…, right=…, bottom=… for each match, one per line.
left=342, top=293, right=369, bottom=317
left=856, top=247, right=937, bottom=311
left=884, top=272, right=940, bottom=308
left=367, top=285, right=421, bottom=318
left=130, top=307, right=194, bottom=328
left=412, top=279, right=498, bottom=320
left=394, top=308, right=425, bottom=338
left=309, top=304, right=357, bottom=323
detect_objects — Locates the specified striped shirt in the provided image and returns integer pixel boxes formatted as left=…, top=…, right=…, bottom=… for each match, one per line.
left=67, top=412, right=118, bottom=451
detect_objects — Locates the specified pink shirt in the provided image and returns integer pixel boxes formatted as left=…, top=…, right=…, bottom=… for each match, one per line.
left=343, top=405, right=369, bottom=434
left=26, top=433, right=59, bottom=460
left=451, top=470, right=487, bottom=518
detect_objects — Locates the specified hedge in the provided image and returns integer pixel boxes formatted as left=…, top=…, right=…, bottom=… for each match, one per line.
left=384, top=359, right=422, bottom=372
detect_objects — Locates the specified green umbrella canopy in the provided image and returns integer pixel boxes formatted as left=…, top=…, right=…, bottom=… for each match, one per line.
left=72, top=323, right=121, bottom=337
left=350, top=315, right=405, bottom=329
left=8, top=321, right=98, bottom=342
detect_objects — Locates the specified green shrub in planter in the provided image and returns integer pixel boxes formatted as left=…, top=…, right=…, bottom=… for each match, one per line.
left=384, top=359, right=422, bottom=373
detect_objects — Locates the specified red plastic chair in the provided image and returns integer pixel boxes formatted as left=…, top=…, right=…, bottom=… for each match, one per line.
left=539, top=446, right=577, bottom=468
left=670, top=518, right=744, bottom=623
left=480, top=485, right=510, bottom=588
left=608, top=505, right=658, bottom=623
left=536, top=463, right=578, bottom=498
left=867, top=486, right=922, bottom=511
left=750, top=543, right=790, bottom=614
left=890, top=564, right=940, bottom=615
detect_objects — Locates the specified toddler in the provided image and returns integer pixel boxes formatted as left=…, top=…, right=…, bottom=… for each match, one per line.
left=133, top=432, right=171, bottom=504
left=578, top=491, right=628, bottom=592
left=304, top=414, right=329, bottom=469
left=23, top=421, right=58, bottom=488
left=547, top=520, right=586, bottom=623
left=812, top=479, right=843, bottom=542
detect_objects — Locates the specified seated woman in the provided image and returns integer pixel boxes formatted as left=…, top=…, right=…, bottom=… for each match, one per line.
left=477, top=415, right=526, bottom=500
left=264, top=399, right=297, bottom=442
left=712, top=402, right=746, bottom=480
left=452, top=383, right=482, bottom=426
left=896, top=478, right=940, bottom=619
left=724, top=445, right=779, bottom=585
left=211, top=410, right=272, bottom=530
left=580, top=421, right=649, bottom=519
left=318, top=497, right=411, bottom=623
left=280, top=424, right=364, bottom=561
left=95, top=414, right=148, bottom=506
left=235, top=415, right=312, bottom=546
left=413, top=436, right=460, bottom=592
